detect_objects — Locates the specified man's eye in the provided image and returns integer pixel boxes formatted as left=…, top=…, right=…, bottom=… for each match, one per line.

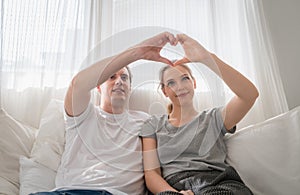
left=121, top=75, right=128, bottom=81
left=110, top=75, right=116, bottom=79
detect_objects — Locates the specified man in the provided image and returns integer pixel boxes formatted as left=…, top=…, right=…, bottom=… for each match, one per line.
left=31, top=32, right=177, bottom=195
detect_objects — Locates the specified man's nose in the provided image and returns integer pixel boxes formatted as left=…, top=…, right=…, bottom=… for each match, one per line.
left=115, top=76, right=123, bottom=85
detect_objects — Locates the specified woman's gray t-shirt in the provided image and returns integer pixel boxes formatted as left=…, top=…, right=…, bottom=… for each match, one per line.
left=139, top=107, right=235, bottom=179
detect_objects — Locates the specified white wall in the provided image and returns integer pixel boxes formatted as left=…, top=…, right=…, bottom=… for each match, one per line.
left=262, top=0, right=300, bottom=109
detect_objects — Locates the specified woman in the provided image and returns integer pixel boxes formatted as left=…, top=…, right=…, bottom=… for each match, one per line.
left=140, top=34, right=258, bottom=195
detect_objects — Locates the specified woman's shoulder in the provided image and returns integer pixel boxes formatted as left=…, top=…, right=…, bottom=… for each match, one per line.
left=198, top=106, right=224, bottom=118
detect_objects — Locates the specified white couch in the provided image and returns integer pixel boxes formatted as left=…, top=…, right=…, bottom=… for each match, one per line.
left=1, top=89, right=300, bottom=195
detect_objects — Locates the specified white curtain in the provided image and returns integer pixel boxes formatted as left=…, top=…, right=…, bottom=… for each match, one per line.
left=102, top=0, right=288, bottom=128
left=0, top=0, right=102, bottom=128
left=1, top=0, right=288, bottom=129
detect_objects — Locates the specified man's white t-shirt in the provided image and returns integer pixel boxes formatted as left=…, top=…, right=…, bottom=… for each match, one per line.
left=55, top=103, right=150, bottom=195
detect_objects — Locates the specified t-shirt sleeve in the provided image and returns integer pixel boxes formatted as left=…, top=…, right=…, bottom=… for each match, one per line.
left=214, top=107, right=236, bottom=135
left=64, top=102, right=94, bottom=131
left=139, top=115, right=161, bottom=139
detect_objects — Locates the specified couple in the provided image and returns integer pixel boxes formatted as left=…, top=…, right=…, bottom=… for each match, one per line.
left=32, top=32, right=258, bottom=195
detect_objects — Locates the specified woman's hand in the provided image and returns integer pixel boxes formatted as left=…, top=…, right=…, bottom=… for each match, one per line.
left=132, top=32, right=178, bottom=66
left=174, top=34, right=211, bottom=66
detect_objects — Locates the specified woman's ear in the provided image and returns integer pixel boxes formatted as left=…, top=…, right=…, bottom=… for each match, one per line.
left=193, top=78, right=197, bottom=89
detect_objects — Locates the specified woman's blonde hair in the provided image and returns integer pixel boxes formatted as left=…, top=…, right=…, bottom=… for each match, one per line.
left=158, top=64, right=195, bottom=114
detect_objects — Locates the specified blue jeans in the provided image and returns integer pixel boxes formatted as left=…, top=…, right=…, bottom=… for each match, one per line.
left=29, top=189, right=113, bottom=195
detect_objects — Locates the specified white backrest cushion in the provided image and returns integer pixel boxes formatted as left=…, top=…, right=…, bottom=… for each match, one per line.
left=225, top=106, right=300, bottom=195
left=128, top=89, right=213, bottom=115
left=129, top=88, right=168, bottom=114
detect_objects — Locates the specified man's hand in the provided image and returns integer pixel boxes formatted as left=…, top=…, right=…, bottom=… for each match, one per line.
left=132, top=32, right=178, bottom=66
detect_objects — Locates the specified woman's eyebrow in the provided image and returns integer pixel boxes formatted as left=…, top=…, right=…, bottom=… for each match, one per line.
left=166, top=78, right=175, bottom=83
left=180, top=74, right=189, bottom=77
left=166, top=74, right=189, bottom=82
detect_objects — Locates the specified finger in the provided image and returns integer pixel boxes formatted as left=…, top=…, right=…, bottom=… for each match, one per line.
left=165, top=32, right=177, bottom=46
left=176, top=33, right=188, bottom=44
left=159, top=32, right=177, bottom=46
left=173, top=57, right=190, bottom=66
left=158, top=56, right=174, bottom=66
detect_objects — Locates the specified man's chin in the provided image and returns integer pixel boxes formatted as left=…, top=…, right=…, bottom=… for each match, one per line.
left=111, top=97, right=127, bottom=106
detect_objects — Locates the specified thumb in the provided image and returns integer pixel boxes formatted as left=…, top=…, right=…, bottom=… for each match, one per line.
left=176, top=34, right=188, bottom=44
left=173, top=57, right=190, bottom=66
left=158, top=56, right=174, bottom=66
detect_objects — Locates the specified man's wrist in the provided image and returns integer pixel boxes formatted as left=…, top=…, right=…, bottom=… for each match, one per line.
left=113, top=48, right=140, bottom=66
left=124, top=45, right=144, bottom=62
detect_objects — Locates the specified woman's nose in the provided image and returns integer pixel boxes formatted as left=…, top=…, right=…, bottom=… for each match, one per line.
left=175, top=82, right=184, bottom=90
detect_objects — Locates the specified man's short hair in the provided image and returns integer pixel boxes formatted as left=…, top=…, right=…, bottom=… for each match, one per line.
left=125, top=66, right=132, bottom=84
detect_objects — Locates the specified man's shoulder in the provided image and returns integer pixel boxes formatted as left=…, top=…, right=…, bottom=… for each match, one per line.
left=142, top=114, right=167, bottom=128
left=128, top=109, right=150, bottom=120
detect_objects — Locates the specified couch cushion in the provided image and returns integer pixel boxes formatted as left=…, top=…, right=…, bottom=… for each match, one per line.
left=19, top=156, right=56, bottom=195
left=18, top=99, right=65, bottom=193
left=0, top=109, right=36, bottom=195
left=30, top=99, right=65, bottom=171
left=225, top=106, right=300, bottom=195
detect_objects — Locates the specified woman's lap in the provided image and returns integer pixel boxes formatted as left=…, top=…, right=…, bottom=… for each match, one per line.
left=164, top=166, right=253, bottom=195
left=29, top=189, right=112, bottom=195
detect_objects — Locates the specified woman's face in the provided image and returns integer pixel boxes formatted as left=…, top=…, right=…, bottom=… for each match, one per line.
left=162, top=65, right=196, bottom=107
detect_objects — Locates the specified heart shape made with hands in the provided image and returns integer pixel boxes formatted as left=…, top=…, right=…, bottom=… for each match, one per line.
left=153, top=32, right=210, bottom=67
left=161, top=33, right=191, bottom=66
left=137, top=32, right=199, bottom=67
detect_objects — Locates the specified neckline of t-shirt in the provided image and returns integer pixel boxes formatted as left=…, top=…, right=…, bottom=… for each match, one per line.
left=98, top=108, right=128, bottom=119
left=165, top=112, right=202, bottom=129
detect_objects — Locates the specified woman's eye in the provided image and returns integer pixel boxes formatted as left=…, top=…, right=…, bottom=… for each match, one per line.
left=167, top=81, right=176, bottom=87
left=182, top=76, right=190, bottom=81
left=110, top=75, right=116, bottom=80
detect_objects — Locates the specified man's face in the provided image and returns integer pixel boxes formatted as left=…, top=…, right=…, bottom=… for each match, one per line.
left=99, top=68, right=131, bottom=107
